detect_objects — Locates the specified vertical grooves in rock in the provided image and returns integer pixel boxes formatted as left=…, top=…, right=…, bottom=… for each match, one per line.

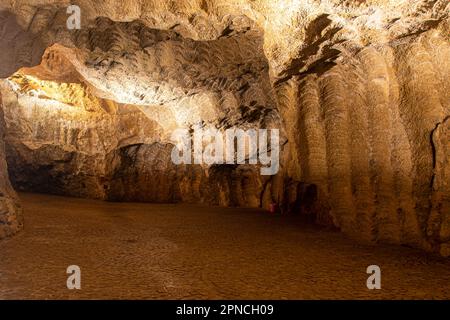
left=394, top=40, right=446, bottom=242
left=383, top=47, right=420, bottom=247
left=319, top=68, right=355, bottom=233
left=360, top=47, right=399, bottom=243
left=298, top=75, right=329, bottom=188
left=296, top=75, right=331, bottom=225
left=343, top=57, right=376, bottom=242
left=276, top=79, right=301, bottom=181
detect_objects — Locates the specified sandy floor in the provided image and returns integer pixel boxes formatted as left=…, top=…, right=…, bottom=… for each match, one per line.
left=0, top=193, right=449, bottom=300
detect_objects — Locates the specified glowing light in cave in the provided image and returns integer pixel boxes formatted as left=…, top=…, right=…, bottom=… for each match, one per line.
left=6, top=72, right=101, bottom=113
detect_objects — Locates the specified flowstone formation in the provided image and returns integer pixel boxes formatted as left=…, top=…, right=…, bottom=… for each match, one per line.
left=0, top=0, right=448, bottom=255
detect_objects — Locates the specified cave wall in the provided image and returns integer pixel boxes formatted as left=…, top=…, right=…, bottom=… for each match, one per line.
left=0, top=78, right=164, bottom=200
left=0, top=0, right=449, bottom=255
left=277, top=31, right=450, bottom=254
left=0, top=81, right=269, bottom=207
left=0, top=17, right=278, bottom=207
left=0, top=91, right=23, bottom=239
left=107, top=143, right=265, bottom=206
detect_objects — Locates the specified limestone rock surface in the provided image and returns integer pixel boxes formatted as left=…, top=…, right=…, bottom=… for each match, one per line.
left=0, top=92, right=22, bottom=239
left=0, top=0, right=448, bottom=255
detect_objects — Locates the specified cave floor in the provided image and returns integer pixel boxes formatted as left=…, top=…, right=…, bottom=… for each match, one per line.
left=0, top=193, right=450, bottom=299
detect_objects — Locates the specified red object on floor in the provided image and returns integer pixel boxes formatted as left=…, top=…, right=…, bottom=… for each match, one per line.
left=269, top=203, right=277, bottom=214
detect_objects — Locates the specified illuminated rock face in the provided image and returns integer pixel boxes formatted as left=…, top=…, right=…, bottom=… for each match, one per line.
left=0, top=22, right=278, bottom=207
left=0, top=0, right=449, bottom=254
left=277, top=32, right=450, bottom=253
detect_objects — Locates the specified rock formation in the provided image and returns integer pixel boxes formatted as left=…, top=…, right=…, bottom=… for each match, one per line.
left=0, top=0, right=448, bottom=255
left=0, top=91, right=23, bottom=239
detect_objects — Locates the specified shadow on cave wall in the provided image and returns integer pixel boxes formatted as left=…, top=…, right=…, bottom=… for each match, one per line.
left=0, top=10, right=46, bottom=79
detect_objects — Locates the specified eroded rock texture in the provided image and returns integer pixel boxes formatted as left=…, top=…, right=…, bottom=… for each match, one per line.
left=0, top=0, right=448, bottom=255
left=0, top=92, right=23, bottom=239
left=277, top=31, right=450, bottom=253
left=0, top=21, right=277, bottom=207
